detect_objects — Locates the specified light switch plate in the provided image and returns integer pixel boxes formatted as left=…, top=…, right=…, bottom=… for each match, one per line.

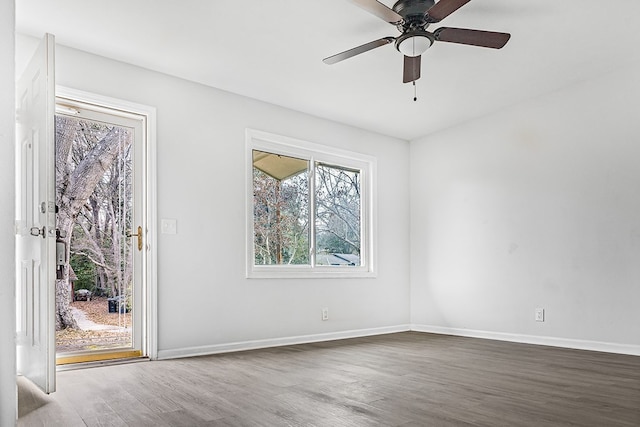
left=161, top=218, right=177, bottom=234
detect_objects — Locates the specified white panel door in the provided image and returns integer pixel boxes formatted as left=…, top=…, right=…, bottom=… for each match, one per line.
left=16, top=34, right=56, bottom=394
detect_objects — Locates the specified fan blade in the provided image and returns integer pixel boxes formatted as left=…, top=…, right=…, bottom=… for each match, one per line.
left=347, top=0, right=404, bottom=24
left=403, top=55, right=421, bottom=83
left=434, top=27, right=511, bottom=49
left=323, top=37, right=395, bottom=65
left=426, top=0, right=471, bottom=22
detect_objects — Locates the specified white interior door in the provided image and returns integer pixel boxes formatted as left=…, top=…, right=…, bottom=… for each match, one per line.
left=16, top=33, right=56, bottom=394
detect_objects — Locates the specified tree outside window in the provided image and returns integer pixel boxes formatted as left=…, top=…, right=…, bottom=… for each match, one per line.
left=315, top=164, right=360, bottom=266
left=252, top=151, right=309, bottom=265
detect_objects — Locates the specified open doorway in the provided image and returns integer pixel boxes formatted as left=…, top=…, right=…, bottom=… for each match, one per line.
left=16, top=36, right=157, bottom=393
left=53, top=92, right=151, bottom=365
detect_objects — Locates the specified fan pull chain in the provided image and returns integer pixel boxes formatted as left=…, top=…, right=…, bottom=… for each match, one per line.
left=413, top=81, right=417, bottom=102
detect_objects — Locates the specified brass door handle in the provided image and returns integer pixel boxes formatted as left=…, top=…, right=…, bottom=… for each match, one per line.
left=127, top=226, right=143, bottom=251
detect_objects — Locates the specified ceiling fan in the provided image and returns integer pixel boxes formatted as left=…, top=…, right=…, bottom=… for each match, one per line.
left=323, top=0, right=511, bottom=84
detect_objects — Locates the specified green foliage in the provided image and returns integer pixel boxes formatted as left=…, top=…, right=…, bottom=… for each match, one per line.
left=70, top=253, right=96, bottom=292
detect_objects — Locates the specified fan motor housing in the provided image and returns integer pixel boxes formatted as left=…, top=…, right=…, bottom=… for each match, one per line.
left=393, top=0, right=435, bottom=31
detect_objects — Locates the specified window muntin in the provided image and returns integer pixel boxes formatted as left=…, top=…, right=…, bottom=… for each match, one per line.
left=247, top=130, right=376, bottom=278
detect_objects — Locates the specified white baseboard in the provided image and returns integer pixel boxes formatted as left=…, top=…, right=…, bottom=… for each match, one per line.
left=411, top=324, right=640, bottom=356
left=157, top=323, right=640, bottom=360
left=157, top=324, right=411, bottom=360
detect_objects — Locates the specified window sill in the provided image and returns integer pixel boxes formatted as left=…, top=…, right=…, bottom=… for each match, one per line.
left=247, top=266, right=377, bottom=279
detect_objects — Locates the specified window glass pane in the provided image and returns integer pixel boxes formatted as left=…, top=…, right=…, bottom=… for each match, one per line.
left=315, top=163, right=361, bottom=266
left=253, top=150, right=309, bottom=265
left=55, top=114, right=135, bottom=351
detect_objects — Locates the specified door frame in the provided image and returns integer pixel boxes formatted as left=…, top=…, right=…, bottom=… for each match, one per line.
left=55, top=86, right=158, bottom=361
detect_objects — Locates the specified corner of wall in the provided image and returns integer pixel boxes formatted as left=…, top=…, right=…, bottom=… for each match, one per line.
left=1, top=2, right=17, bottom=425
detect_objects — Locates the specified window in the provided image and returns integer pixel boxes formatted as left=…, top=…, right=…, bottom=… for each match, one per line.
left=246, top=130, right=376, bottom=278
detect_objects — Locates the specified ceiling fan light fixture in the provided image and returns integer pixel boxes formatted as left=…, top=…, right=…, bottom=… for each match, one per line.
left=396, top=33, right=433, bottom=57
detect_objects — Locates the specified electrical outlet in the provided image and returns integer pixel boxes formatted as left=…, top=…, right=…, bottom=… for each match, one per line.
left=535, top=308, right=545, bottom=322
left=321, top=307, right=329, bottom=321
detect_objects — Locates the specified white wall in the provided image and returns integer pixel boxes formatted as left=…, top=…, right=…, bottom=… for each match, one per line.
left=1, top=2, right=17, bottom=425
left=16, top=37, right=411, bottom=357
left=410, top=61, right=640, bottom=354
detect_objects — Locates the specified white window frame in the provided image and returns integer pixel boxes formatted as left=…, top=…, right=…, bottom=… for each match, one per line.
left=246, top=129, right=377, bottom=279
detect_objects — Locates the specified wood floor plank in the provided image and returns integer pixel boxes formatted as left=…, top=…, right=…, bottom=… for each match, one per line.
left=18, top=332, right=640, bottom=426
left=17, top=376, right=86, bottom=427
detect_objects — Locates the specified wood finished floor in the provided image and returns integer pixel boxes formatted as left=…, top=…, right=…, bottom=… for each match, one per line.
left=18, top=332, right=640, bottom=426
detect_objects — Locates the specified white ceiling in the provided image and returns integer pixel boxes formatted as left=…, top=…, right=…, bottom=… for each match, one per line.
left=15, top=0, right=640, bottom=141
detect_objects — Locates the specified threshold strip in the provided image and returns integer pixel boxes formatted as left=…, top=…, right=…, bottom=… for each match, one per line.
left=57, top=350, right=143, bottom=366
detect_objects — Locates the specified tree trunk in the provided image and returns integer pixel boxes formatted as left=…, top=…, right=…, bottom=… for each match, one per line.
left=55, top=277, right=78, bottom=330
left=55, top=214, right=78, bottom=331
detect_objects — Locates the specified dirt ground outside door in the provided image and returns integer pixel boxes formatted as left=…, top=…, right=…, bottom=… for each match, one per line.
left=56, top=297, right=132, bottom=353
